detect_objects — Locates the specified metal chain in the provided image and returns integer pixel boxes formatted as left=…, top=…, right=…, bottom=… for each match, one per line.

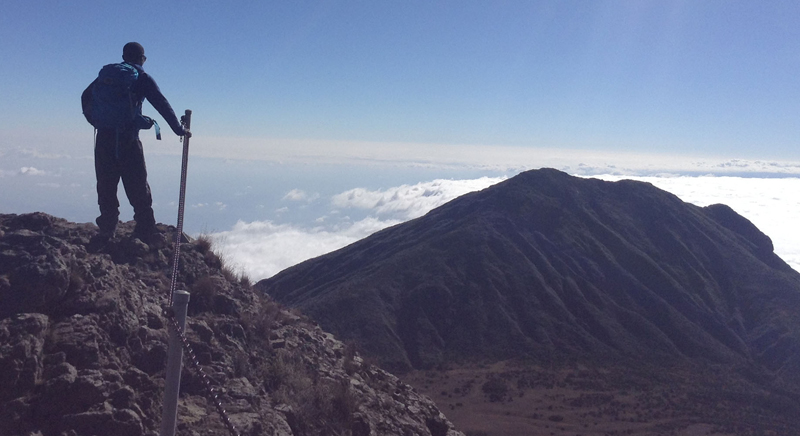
left=162, top=110, right=239, bottom=436
left=163, top=310, right=241, bottom=436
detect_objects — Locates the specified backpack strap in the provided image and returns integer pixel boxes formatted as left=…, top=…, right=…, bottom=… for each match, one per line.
left=136, top=115, right=161, bottom=140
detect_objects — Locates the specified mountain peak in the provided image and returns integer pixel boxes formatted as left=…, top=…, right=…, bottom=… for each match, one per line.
left=259, top=168, right=800, bottom=378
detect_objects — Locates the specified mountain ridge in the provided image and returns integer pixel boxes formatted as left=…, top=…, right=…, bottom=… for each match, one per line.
left=258, top=168, right=800, bottom=387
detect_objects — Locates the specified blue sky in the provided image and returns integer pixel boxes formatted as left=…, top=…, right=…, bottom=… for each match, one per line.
left=3, top=1, right=800, bottom=156
left=2, top=1, right=800, bottom=279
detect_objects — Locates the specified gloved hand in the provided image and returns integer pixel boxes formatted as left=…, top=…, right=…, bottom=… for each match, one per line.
left=173, top=126, right=191, bottom=137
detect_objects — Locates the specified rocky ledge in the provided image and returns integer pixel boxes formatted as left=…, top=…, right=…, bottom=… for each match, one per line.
left=0, top=212, right=463, bottom=436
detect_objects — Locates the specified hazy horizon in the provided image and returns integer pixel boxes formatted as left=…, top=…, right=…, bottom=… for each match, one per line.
left=3, top=142, right=798, bottom=280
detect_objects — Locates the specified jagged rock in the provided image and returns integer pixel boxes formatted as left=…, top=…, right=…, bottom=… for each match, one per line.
left=0, top=314, right=49, bottom=400
left=61, top=409, right=143, bottom=436
left=0, top=213, right=463, bottom=436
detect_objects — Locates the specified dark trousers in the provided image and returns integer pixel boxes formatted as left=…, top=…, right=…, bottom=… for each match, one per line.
left=94, top=129, right=156, bottom=233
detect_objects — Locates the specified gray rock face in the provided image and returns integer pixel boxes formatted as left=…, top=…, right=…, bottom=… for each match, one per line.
left=0, top=212, right=463, bottom=436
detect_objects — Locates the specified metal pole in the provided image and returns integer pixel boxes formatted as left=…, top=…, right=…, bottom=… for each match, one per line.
left=169, top=109, right=192, bottom=307
left=161, top=290, right=191, bottom=436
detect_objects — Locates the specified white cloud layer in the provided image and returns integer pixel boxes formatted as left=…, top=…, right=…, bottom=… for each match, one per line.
left=211, top=177, right=503, bottom=279
left=20, top=167, right=47, bottom=176
left=592, top=175, right=800, bottom=274
left=159, top=135, right=800, bottom=176
left=283, top=189, right=318, bottom=202
left=209, top=216, right=401, bottom=280
left=331, top=177, right=505, bottom=220
left=212, top=174, right=800, bottom=281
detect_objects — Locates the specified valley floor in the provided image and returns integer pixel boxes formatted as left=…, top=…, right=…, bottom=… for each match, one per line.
left=401, top=359, right=797, bottom=436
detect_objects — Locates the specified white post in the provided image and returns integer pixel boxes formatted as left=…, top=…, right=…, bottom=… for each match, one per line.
left=161, top=290, right=191, bottom=436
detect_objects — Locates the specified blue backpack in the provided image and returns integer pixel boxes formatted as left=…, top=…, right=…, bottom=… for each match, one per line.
left=88, top=63, right=161, bottom=138
left=90, top=63, right=139, bottom=130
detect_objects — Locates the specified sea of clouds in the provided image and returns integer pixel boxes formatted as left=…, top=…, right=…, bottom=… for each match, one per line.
left=3, top=135, right=800, bottom=281
left=208, top=176, right=506, bottom=279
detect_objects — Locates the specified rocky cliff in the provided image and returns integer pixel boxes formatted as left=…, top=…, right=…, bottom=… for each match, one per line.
left=0, top=212, right=463, bottom=436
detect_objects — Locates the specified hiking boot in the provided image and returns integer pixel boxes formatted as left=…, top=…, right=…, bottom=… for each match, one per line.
left=97, top=227, right=116, bottom=241
left=132, top=226, right=165, bottom=247
left=88, top=228, right=115, bottom=251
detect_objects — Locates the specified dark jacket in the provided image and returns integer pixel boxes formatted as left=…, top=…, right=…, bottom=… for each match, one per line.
left=82, top=62, right=185, bottom=136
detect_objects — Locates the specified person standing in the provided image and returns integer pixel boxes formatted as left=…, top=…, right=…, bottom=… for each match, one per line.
left=81, top=42, right=189, bottom=243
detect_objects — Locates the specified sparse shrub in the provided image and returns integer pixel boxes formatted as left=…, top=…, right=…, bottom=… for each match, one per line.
left=239, top=274, right=251, bottom=288
left=259, top=348, right=305, bottom=393
left=221, top=264, right=237, bottom=282
left=360, top=353, right=381, bottom=372
left=240, top=292, right=283, bottom=344
left=312, top=378, right=355, bottom=432
left=482, top=377, right=509, bottom=402
left=203, top=250, right=222, bottom=269
left=190, top=275, right=218, bottom=313
left=196, top=233, right=248, bottom=284
left=192, top=275, right=217, bottom=298
left=192, top=232, right=252, bottom=291
left=195, top=233, right=213, bottom=254
left=254, top=346, right=356, bottom=436
left=216, top=252, right=250, bottom=286
left=265, top=351, right=349, bottom=434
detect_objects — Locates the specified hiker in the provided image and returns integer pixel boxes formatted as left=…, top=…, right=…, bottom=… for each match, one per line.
left=81, top=42, right=189, bottom=242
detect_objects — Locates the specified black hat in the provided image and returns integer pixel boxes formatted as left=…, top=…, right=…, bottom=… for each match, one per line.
left=122, top=42, right=145, bottom=62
